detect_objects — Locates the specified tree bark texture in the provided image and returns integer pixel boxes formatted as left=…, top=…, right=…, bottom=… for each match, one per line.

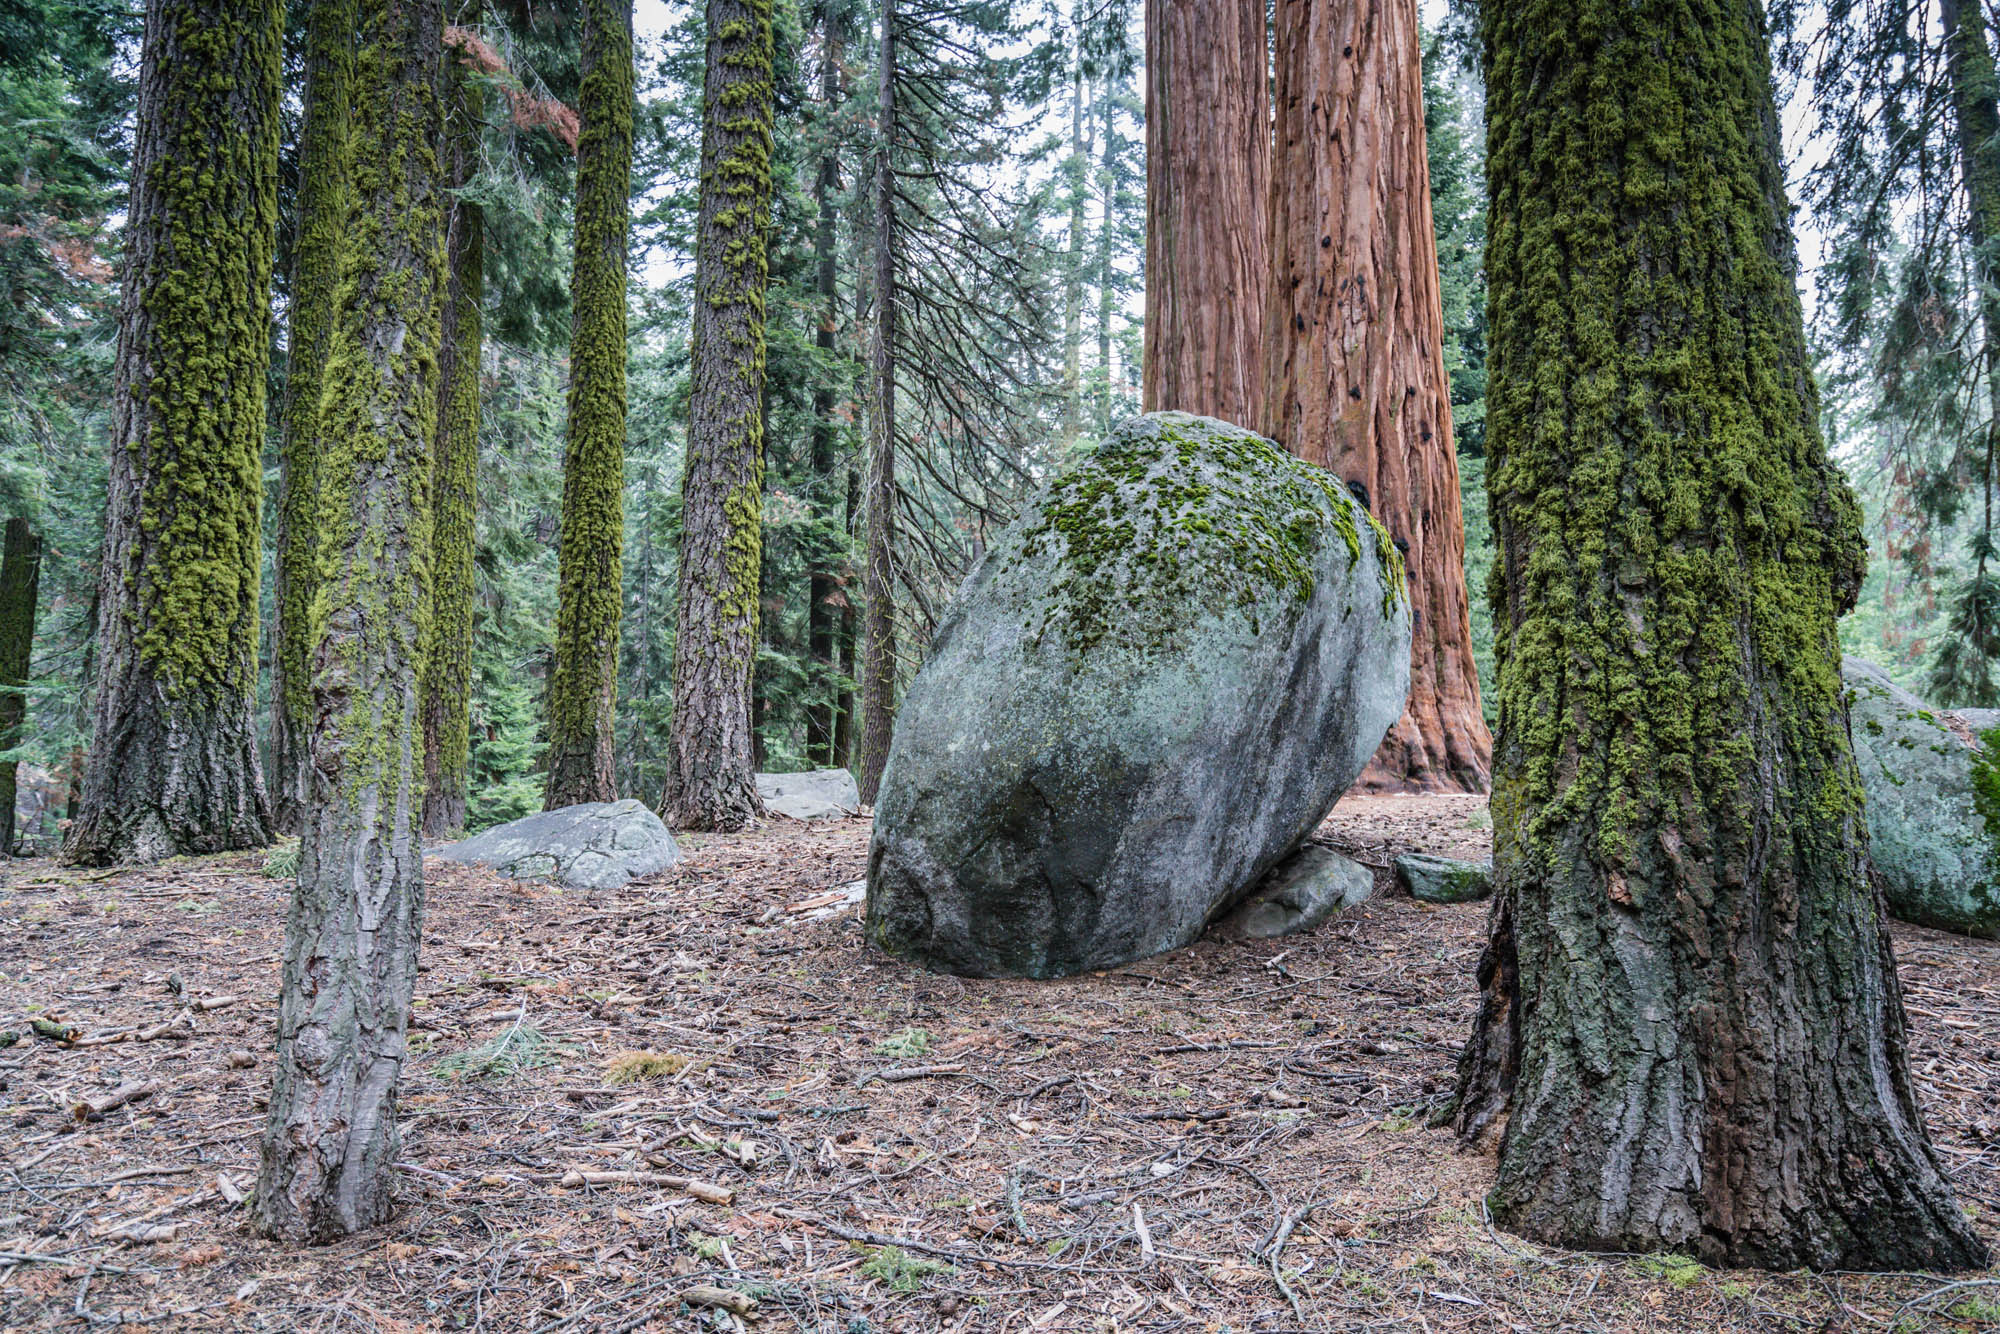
left=545, top=0, right=633, bottom=809
left=272, top=0, right=354, bottom=836
left=806, top=9, right=843, bottom=769
left=1263, top=0, right=1491, bottom=794
left=0, top=518, right=41, bottom=854
left=255, top=0, right=444, bottom=1246
left=1061, top=47, right=1088, bottom=450
left=858, top=0, right=899, bottom=807
left=1452, top=0, right=1989, bottom=1271
left=423, top=22, right=483, bottom=839
left=663, top=0, right=773, bottom=830
left=63, top=0, right=279, bottom=865
left=1141, top=0, right=1268, bottom=427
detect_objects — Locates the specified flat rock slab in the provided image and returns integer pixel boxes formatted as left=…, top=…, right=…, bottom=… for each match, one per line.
left=1395, top=853, right=1492, bottom=904
left=867, top=412, right=1411, bottom=977
left=436, top=799, right=681, bottom=890
left=1845, top=658, right=2000, bottom=937
left=757, top=770, right=861, bottom=820
left=1217, top=846, right=1375, bottom=939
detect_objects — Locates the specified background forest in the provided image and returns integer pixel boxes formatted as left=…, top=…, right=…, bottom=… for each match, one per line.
left=0, top=0, right=1986, bottom=847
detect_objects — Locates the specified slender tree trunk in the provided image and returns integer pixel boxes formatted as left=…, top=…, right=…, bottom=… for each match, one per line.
left=663, top=0, right=775, bottom=830
left=1060, top=46, right=1088, bottom=450
left=1450, top=0, right=1988, bottom=1271
left=1096, top=68, right=1116, bottom=434
left=1141, top=0, right=1267, bottom=426
left=254, top=0, right=444, bottom=1244
left=806, top=10, right=844, bottom=769
left=545, top=0, right=633, bottom=809
left=1262, top=0, right=1491, bottom=793
left=272, top=0, right=353, bottom=835
left=834, top=452, right=860, bottom=768
left=63, top=0, right=279, bottom=866
left=423, top=18, right=484, bottom=839
left=0, top=519, right=41, bottom=855
left=858, top=0, right=899, bottom=807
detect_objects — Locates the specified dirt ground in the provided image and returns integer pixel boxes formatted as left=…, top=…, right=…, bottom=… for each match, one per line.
left=1, top=793, right=1997, bottom=1332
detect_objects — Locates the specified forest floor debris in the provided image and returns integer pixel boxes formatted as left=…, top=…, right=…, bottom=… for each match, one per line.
left=0, top=794, right=1995, bottom=1331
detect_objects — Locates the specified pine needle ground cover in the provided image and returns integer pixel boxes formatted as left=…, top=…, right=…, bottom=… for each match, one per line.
left=0, top=799, right=1994, bottom=1331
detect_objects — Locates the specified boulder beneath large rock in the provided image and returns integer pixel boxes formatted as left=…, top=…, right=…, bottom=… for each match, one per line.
left=436, top=799, right=681, bottom=890
left=1844, top=658, right=2000, bottom=938
left=757, top=769, right=861, bottom=820
left=866, top=412, right=1411, bottom=977
left=1217, top=845, right=1376, bottom=939
left=1394, top=852, right=1493, bottom=904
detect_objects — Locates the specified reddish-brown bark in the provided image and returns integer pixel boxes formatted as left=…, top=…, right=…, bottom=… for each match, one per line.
left=1141, top=0, right=1269, bottom=427
left=1262, top=0, right=1490, bottom=792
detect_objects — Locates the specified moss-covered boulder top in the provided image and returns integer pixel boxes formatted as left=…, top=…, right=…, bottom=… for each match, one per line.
left=866, top=412, right=1412, bottom=979
left=1845, top=658, right=2000, bottom=939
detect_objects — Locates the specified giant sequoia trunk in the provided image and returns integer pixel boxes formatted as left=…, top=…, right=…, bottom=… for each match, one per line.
left=663, top=0, right=774, bottom=830
left=545, top=0, right=633, bottom=809
left=64, top=0, right=279, bottom=865
left=858, top=0, right=900, bottom=806
left=1451, top=0, right=1989, bottom=1270
left=0, top=518, right=40, bottom=855
left=1140, top=0, right=1268, bottom=427
left=255, top=0, right=444, bottom=1244
left=1263, top=0, right=1491, bottom=793
left=272, top=0, right=353, bottom=834
left=423, top=20, right=484, bottom=839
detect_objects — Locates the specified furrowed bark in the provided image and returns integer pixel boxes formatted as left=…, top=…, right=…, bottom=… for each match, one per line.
left=857, top=0, right=899, bottom=807
left=1452, top=0, right=1989, bottom=1271
left=255, top=0, right=444, bottom=1245
left=806, top=6, right=844, bottom=769
left=64, top=0, right=279, bottom=865
left=0, top=518, right=41, bottom=854
left=663, top=0, right=774, bottom=830
left=545, top=0, right=633, bottom=809
left=1141, top=0, right=1268, bottom=427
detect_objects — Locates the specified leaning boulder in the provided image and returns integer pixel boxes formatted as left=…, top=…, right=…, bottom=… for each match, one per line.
left=435, top=799, right=681, bottom=890
left=757, top=769, right=861, bottom=820
left=1394, top=852, right=1493, bottom=904
left=866, top=412, right=1411, bottom=977
left=1844, top=658, right=2000, bottom=938
left=1217, top=846, right=1376, bottom=939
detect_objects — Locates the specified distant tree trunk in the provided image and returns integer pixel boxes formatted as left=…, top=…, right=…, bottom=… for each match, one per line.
left=858, top=0, right=899, bottom=807
left=63, top=0, right=279, bottom=866
left=1096, top=67, right=1116, bottom=434
left=423, top=19, right=484, bottom=839
left=254, top=0, right=444, bottom=1244
left=1141, top=0, right=1267, bottom=426
left=1450, top=0, right=1989, bottom=1272
left=1060, top=47, right=1088, bottom=450
left=272, top=0, right=353, bottom=835
left=1262, top=0, right=1491, bottom=793
left=806, top=9, right=844, bottom=769
left=663, top=0, right=774, bottom=830
left=545, top=0, right=633, bottom=809
left=0, top=519, right=41, bottom=855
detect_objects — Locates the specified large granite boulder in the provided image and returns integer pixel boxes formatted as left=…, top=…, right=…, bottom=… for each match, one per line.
left=1844, top=658, right=2000, bottom=937
left=866, top=412, right=1411, bottom=977
left=757, top=769, right=862, bottom=820
left=436, top=799, right=681, bottom=890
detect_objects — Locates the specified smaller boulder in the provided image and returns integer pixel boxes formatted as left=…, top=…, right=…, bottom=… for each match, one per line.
left=436, top=800, right=680, bottom=890
left=757, top=769, right=862, bottom=820
left=1395, top=853, right=1492, bottom=904
left=1217, top=846, right=1374, bottom=939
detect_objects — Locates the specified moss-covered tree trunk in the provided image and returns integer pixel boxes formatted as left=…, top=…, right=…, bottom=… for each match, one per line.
left=63, top=0, right=279, bottom=866
left=423, top=19, right=483, bottom=839
left=1262, top=0, right=1491, bottom=794
left=255, top=0, right=445, bottom=1245
left=1451, top=0, right=1989, bottom=1270
left=271, top=0, right=354, bottom=836
left=1140, top=0, right=1267, bottom=427
left=0, top=518, right=41, bottom=855
left=858, top=0, right=898, bottom=807
left=805, top=6, right=844, bottom=769
left=545, top=0, right=633, bottom=810
left=663, top=0, right=774, bottom=830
